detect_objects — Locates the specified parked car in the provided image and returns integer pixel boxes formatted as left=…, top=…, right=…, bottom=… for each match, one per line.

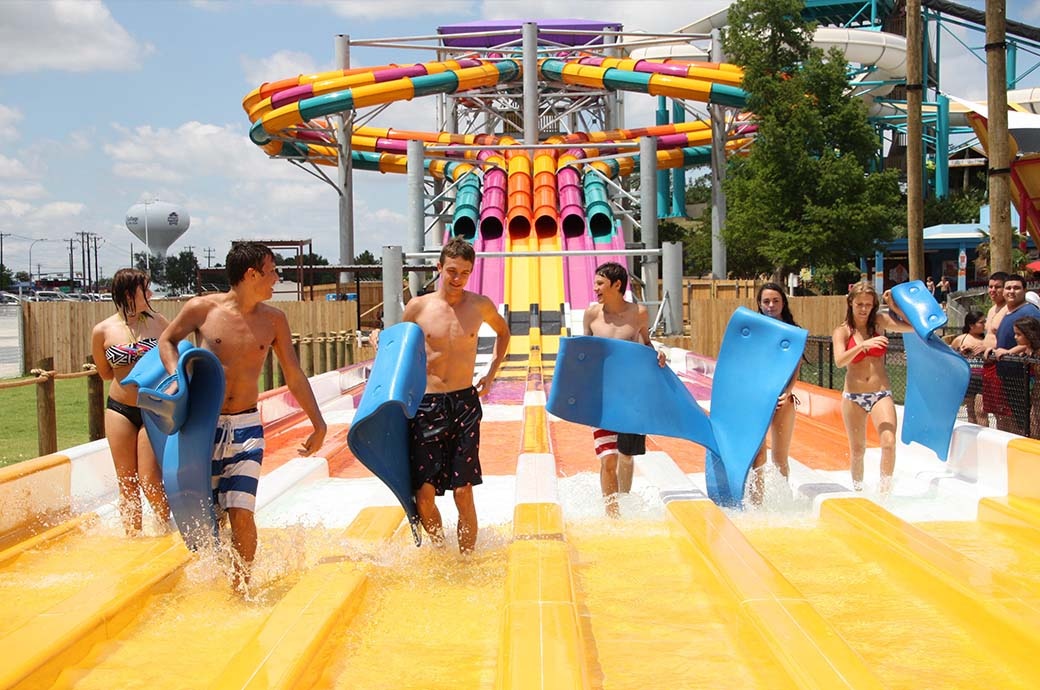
left=31, top=290, right=71, bottom=302
left=0, top=291, right=23, bottom=304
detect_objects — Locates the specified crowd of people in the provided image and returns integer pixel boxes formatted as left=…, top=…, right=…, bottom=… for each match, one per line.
left=92, top=242, right=1040, bottom=582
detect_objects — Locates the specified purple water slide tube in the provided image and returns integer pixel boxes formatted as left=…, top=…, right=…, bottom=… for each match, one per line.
left=557, top=164, right=597, bottom=310
left=475, top=162, right=506, bottom=305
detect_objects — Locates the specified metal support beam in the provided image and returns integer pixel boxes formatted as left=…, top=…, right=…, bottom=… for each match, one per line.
left=662, top=241, right=683, bottom=335
left=382, top=245, right=403, bottom=327
left=710, top=29, right=728, bottom=278
left=640, top=136, right=659, bottom=304
left=335, top=35, right=355, bottom=284
left=523, top=22, right=539, bottom=146
left=407, top=139, right=425, bottom=298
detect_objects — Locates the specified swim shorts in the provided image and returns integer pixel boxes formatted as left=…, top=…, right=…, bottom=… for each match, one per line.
left=593, top=429, right=647, bottom=458
left=211, top=409, right=264, bottom=513
left=409, top=386, right=483, bottom=495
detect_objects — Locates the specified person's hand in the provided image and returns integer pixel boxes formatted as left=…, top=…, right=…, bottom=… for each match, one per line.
left=865, top=335, right=889, bottom=350
left=656, top=348, right=667, bottom=368
left=369, top=328, right=380, bottom=350
left=993, top=348, right=1010, bottom=361
left=299, top=423, right=327, bottom=456
left=475, top=375, right=492, bottom=397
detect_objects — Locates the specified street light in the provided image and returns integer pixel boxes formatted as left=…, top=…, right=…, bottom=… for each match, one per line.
left=28, top=238, right=47, bottom=288
left=141, top=197, right=156, bottom=273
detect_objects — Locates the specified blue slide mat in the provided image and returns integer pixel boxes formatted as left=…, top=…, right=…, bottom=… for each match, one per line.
left=547, top=307, right=806, bottom=506
left=123, top=342, right=225, bottom=551
left=347, top=322, right=427, bottom=545
left=890, top=280, right=969, bottom=460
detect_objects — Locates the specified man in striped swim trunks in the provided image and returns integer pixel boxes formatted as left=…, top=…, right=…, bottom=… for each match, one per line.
left=584, top=262, right=667, bottom=517
left=160, top=242, right=327, bottom=592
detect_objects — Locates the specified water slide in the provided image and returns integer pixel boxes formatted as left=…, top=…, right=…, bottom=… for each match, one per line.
left=8, top=12, right=1040, bottom=689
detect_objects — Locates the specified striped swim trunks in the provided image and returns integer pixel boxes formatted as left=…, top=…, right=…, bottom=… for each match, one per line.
left=593, top=429, right=647, bottom=458
left=211, top=409, right=264, bottom=513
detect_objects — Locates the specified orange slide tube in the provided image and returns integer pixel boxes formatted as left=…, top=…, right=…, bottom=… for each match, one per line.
left=532, top=150, right=559, bottom=237
left=506, top=149, right=533, bottom=239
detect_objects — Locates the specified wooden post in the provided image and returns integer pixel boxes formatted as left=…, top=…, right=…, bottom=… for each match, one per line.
left=262, top=348, right=274, bottom=392
left=301, top=337, right=314, bottom=377
left=335, top=330, right=347, bottom=368
left=986, top=0, right=1012, bottom=274
left=315, top=333, right=327, bottom=374
left=906, top=0, right=925, bottom=281
left=86, top=357, right=105, bottom=441
left=35, top=357, right=57, bottom=456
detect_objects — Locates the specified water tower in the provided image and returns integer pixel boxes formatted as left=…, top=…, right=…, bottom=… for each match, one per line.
left=124, top=200, right=190, bottom=261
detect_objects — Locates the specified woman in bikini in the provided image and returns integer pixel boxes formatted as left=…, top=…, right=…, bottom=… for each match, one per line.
left=950, top=311, right=987, bottom=426
left=90, top=268, right=171, bottom=535
left=832, top=281, right=913, bottom=494
left=1004, top=316, right=1040, bottom=437
left=747, top=282, right=802, bottom=505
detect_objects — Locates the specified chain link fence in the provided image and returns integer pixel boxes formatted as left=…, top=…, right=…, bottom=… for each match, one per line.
left=800, top=333, right=1040, bottom=437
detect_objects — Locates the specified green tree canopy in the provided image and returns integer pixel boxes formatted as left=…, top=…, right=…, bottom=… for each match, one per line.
left=719, top=0, right=903, bottom=282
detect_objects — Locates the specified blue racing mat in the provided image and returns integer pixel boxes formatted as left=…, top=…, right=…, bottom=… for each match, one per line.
left=890, top=280, right=969, bottom=460
left=547, top=307, right=806, bottom=506
left=123, top=342, right=225, bottom=550
left=347, top=322, right=427, bottom=545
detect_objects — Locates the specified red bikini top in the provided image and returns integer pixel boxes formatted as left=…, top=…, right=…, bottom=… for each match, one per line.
left=849, top=331, right=886, bottom=363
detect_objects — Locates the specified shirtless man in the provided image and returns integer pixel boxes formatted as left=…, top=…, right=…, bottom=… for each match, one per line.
left=158, top=242, right=326, bottom=590
left=583, top=262, right=666, bottom=517
left=374, top=238, right=509, bottom=552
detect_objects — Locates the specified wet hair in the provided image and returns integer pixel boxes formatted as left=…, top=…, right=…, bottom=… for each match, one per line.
left=110, top=268, right=153, bottom=319
left=989, top=271, right=1009, bottom=285
left=439, top=237, right=475, bottom=266
left=756, top=282, right=798, bottom=327
left=961, top=310, right=985, bottom=334
left=1014, top=317, right=1040, bottom=352
left=844, top=281, right=879, bottom=335
left=595, top=261, right=628, bottom=293
left=226, top=242, right=274, bottom=286
left=1005, top=273, right=1026, bottom=289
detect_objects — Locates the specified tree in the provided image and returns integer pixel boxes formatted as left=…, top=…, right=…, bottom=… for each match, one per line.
left=353, top=250, right=381, bottom=280
left=15, top=271, right=29, bottom=283
left=719, top=0, right=903, bottom=284
left=134, top=252, right=166, bottom=286
left=274, top=252, right=336, bottom=285
left=165, top=250, right=199, bottom=295
left=0, top=263, right=11, bottom=290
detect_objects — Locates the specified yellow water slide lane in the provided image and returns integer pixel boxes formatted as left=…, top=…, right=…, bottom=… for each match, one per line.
left=46, top=507, right=404, bottom=690
left=739, top=497, right=1040, bottom=689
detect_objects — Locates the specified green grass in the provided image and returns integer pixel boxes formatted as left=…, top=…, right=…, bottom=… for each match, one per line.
left=0, top=377, right=92, bottom=467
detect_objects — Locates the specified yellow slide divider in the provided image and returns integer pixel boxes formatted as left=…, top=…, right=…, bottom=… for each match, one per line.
left=819, top=497, right=1040, bottom=682
left=1, top=533, right=190, bottom=690
left=0, top=452, right=72, bottom=542
left=0, top=511, right=99, bottom=568
left=211, top=506, right=404, bottom=690
left=497, top=503, right=589, bottom=690
left=1007, top=438, right=1040, bottom=499
left=977, top=495, right=1040, bottom=531
left=666, top=499, right=884, bottom=690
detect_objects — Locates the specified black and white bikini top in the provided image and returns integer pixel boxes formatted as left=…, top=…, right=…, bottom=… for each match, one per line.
left=105, top=337, right=158, bottom=367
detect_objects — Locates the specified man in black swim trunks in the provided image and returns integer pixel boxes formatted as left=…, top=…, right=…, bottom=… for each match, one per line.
left=373, top=238, right=509, bottom=552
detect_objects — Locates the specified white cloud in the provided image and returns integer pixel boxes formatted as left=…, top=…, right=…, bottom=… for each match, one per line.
left=0, top=104, right=22, bottom=142
left=0, top=199, right=33, bottom=220
left=0, top=183, right=46, bottom=199
left=0, top=0, right=152, bottom=74
left=29, top=201, right=85, bottom=222
left=0, top=154, right=30, bottom=179
left=241, top=50, right=325, bottom=87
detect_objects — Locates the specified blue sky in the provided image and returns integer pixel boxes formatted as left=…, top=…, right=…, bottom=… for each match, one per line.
left=0, top=0, right=1038, bottom=283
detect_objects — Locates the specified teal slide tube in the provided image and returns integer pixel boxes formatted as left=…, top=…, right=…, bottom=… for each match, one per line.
left=583, top=171, right=614, bottom=239
left=452, top=172, right=482, bottom=240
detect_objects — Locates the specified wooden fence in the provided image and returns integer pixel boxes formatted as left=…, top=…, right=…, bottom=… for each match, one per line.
left=686, top=295, right=847, bottom=358
left=21, top=298, right=362, bottom=374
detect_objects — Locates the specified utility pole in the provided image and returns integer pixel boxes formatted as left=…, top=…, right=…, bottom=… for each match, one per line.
left=0, top=232, right=10, bottom=289
left=93, top=235, right=100, bottom=291
left=987, top=0, right=1012, bottom=274
left=906, top=0, right=924, bottom=282
left=67, top=238, right=75, bottom=291
left=204, top=247, right=215, bottom=268
left=79, top=232, right=89, bottom=293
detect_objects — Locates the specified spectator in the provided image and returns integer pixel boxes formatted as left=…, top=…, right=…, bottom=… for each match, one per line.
left=988, top=274, right=1040, bottom=435
left=937, top=275, right=952, bottom=303
left=950, top=311, right=987, bottom=426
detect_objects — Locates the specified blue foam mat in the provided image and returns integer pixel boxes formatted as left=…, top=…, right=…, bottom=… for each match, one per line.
left=347, top=322, right=427, bottom=545
left=122, top=342, right=225, bottom=550
left=547, top=307, right=806, bottom=506
left=890, top=280, right=969, bottom=460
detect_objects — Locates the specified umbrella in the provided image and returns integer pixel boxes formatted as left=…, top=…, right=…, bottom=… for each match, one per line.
left=1026, top=260, right=1040, bottom=273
